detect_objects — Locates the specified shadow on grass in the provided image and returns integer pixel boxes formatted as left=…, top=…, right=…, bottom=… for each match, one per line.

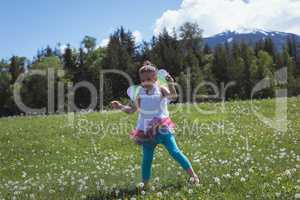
left=87, top=182, right=184, bottom=200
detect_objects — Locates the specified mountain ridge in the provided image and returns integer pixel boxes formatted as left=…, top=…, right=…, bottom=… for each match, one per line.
left=203, top=29, right=300, bottom=51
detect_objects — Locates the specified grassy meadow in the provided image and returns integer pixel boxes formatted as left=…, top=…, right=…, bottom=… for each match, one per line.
left=0, top=98, right=299, bottom=199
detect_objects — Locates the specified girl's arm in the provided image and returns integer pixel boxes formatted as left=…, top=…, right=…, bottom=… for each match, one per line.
left=111, top=98, right=140, bottom=114
left=161, top=74, right=178, bottom=101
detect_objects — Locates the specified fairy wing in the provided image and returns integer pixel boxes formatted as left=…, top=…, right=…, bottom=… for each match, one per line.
left=157, top=69, right=169, bottom=87
left=127, top=85, right=142, bottom=101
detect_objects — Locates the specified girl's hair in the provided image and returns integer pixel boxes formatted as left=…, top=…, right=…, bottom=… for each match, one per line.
left=139, top=60, right=157, bottom=74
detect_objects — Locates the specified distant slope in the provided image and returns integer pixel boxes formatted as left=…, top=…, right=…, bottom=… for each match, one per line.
left=204, top=28, right=300, bottom=51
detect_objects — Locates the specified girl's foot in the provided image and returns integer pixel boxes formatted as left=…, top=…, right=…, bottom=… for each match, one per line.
left=141, top=181, right=150, bottom=190
left=189, top=175, right=200, bottom=185
left=186, top=168, right=200, bottom=184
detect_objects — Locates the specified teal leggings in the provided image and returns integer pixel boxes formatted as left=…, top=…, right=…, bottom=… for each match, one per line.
left=141, top=129, right=192, bottom=182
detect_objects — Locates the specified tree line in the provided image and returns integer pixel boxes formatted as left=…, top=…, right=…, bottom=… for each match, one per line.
left=0, top=22, right=299, bottom=117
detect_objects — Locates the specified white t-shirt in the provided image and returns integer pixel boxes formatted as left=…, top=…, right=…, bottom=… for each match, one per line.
left=136, top=84, right=170, bottom=132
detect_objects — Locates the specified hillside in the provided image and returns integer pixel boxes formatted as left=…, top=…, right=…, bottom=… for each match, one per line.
left=204, top=29, right=300, bottom=51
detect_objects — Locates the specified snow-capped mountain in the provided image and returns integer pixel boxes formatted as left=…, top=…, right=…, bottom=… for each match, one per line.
left=204, top=28, right=300, bottom=51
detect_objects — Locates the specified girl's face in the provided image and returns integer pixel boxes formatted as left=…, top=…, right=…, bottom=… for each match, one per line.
left=139, top=71, right=157, bottom=90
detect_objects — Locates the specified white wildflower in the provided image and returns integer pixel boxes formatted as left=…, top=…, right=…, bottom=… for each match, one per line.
left=214, top=177, right=221, bottom=185
left=137, top=182, right=144, bottom=188
left=157, top=191, right=163, bottom=198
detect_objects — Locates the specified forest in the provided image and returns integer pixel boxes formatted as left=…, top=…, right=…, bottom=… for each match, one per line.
left=0, top=22, right=299, bottom=117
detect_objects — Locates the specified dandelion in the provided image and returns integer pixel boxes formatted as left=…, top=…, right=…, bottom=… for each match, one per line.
left=29, top=194, right=35, bottom=199
left=248, top=168, right=254, bottom=173
left=283, top=169, right=292, bottom=177
left=137, top=182, right=144, bottom=188
left=154, top=177, right=160, bottom=182
left=157, top=191, right=163, bottom=198
left=214, top=177, right=221, bottom=185
left=49, top=189, right=55, bottom=194
left=21, top=171, right=27, bottom=178
left=151, top=186, right=156, bottom=191
left=223, top=173, right=231, bottom=178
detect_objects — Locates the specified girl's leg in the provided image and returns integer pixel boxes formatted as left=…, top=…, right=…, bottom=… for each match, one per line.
left=142, top=143, right=156, bottom=184
left=162, top=132, right=199, bottom=180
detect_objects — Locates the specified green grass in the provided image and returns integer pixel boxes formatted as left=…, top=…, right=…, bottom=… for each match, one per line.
left=0, top=97, right=299, bottom=199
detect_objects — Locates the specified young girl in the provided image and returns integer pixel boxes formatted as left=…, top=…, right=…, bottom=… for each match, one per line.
left=111, top=61, right=199, bottom=187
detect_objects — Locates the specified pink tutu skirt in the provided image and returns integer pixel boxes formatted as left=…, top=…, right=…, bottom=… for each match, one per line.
left=129, top=117, right=176, bottom=145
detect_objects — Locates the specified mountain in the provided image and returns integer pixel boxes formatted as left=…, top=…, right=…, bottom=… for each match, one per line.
left=204, top=28, right=300, bottom=51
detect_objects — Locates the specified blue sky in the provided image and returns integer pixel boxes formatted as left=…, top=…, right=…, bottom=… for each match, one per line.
left=2, top=0, right=300, bottom=59
left=0, top=0, right=181, bottom=59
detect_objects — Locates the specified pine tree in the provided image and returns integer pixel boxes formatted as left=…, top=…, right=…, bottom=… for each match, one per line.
left=62, top=44, right=77, bottom=81
left=240, top=43, right=257, bottom=99
left=281, top=47, right=298, bottom=96
left=203, top=44, right=212, bottom=54
left=227, top=42, right=245, bottom=99
left=150, top=28, right=183, bottom=76
left=81, top=36, right=97, bottom=53
left=212, top=45, right=229, bottom=83
left=45, top=46, right=54, bottom=57
left=9, top=56, right=26, bottom=83
left=263, top=38, right=276, bottom=60
left=286, top=35, right=300, bottom=75
left=179, top=22, right=203, bottom=54
left=102, top=27, right=137, bottom=101
left=253, top=50, right=274, bottom=98
left=0, top=59, right=8, bottom=71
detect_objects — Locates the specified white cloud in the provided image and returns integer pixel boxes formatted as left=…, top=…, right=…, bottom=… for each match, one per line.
left=99, top=38, right=110, bottom=47
left=58, top=44, right=68, bottom=54
left=98, top=30, right=142, bottom=48
left=154, top=0, right=300, bottom=37
left=133, top=30, right=143, bottom=43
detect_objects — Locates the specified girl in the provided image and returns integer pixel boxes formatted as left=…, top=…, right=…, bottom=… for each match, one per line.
left=111, top=61, right=199, bottom=187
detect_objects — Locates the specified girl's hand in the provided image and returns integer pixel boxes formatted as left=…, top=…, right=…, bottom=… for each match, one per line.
left=165, top=74, right=177, bottom=101
left=111, top=101, right=137, bottom=114
left=111, top=101, right=122, bottom=109
left=165, top=74, right=175, bottom=83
